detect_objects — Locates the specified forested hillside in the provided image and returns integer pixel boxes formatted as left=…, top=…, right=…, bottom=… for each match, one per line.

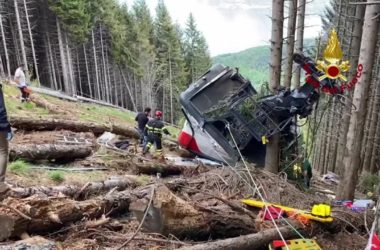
left=0, top=0, right=211, bottom=124
left=212, top=38, right=315, bottom=85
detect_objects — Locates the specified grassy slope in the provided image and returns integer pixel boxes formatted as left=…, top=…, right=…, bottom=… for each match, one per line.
left=3, top=84, right=179, bottom=137
left=3, top=83, right=178, bottom=186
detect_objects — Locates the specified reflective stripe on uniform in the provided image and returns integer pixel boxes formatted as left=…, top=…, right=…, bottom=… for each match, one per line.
left=146, top=125, right=163, bottom=134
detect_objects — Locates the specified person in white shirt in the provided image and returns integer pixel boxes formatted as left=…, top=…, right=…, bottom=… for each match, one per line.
left=14, top=64, right=30, bottom=102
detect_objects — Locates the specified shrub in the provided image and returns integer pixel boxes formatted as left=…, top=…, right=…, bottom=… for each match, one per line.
left=9, top=160, right=30, bottom=174
left=49, top=171, right=65, bottom=183
left=359, top=172, right=380, bottom=194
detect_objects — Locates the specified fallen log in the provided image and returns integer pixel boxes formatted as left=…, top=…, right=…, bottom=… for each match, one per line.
left=133, top=158, right=208, bottom=176
left=179, top=226, right=298, bottom=250
left=10, top=116, right=179, bottom=149
left=9, top=116, right=139, bottom=138
left=0, top=236, right=57, bottom=249
left=130, top=184, right=256, bottom=240
left=9, top=144, right=93, bottom=161
left=5, top=176, right=138, bottom=199
left=0, top=190, right=131, bottom=241
left=30, top=95, right=67, bottom=115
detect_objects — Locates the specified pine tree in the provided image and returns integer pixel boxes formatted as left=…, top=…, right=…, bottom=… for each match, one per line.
left=265, top=0, right=284, bottom=173
left=154, top=0, right=186, bottom=123
left=49, top=0, right=92, bottom=43
left=337, top=2, right=380, bottom=200
left=183, top=13, right=211, bottom=85
left=132, top=0, right=156, bottom=109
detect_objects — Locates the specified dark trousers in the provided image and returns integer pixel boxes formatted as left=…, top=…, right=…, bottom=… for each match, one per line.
left=144, top=134, right=162, bottom=155
left=0, top=131, right=9, bottom=182
left=138, top=128, right=146, bottom=145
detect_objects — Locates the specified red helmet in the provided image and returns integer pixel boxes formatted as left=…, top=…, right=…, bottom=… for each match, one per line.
left=155, top=110, right=163, bottom=118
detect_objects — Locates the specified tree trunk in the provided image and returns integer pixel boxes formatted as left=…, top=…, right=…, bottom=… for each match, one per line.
left=92, top=29, right=101, bottom=100
left=9, top=116, right=140, bottom=138
left=56, top=18, right=70, bottom=95
left=65, top=32, right=76, bottom=96
left=76, top=48, right=83, bottom=95
left=113, top=69, right=118, bottom=105
left=29, top=95, right=66, bottom=114
left=169, top=49, right=174, bottom=124
left=326, top=101, right=337, bottom=173
left=120, top=68, right=137, bottom=111
left=9, top=144, right=93, bottom=161
left=264, top=133, right=280, bottom=173
left=269, top=0, right=284, bottom=90
left=23, top=0, right=39, bottom=85
left=335, top=4, right=365, bottom=175
left=369, top=62, right=380, bottom=173
left=134, top=159, right=208, bottom=177
left=99, top=25, right=109, bottom=103
left=293, top=0, right=306, bottom=88
left=6, top=176, right=136, bottom=199
left=0, top=190, right=131, bottom=240
left=337, top=2, right=380, bottom=200
left=266, top=0, right=284, bottom=173
left=105, top=49, right=112, bottom=104
left=283, top=0, right=298, bottom=89
left=0, top=14, right=11, bottom=78
left=129, top=184, right=255, bottom=239
left=0, top=51, right=4, bottom=77
left=179, top=226, right=298, bottom=250
left=362, top=53, right=380, bottom=172
left=83, top=44, right=92, bottom=98
left=14, top=0, right=28, bottom=77
left=46, top=32, right=58, bottom=90
left=318, top=108, right=328, bottom=174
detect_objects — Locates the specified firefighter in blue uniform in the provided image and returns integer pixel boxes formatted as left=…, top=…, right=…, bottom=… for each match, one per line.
left=142, top=110, right=170, bottom=156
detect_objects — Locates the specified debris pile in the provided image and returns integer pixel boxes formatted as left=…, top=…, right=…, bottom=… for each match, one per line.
left=0, top=96, right=373, bottom=250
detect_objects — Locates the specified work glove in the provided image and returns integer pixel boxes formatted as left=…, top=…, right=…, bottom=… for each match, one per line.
left=6, top=131, right=13, bottom=141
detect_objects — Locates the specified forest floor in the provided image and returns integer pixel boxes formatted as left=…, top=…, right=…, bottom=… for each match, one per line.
left=0, top=83, right=373, bottom=250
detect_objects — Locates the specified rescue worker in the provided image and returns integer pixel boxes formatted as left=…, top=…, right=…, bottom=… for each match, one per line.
left=142, top=110, right=170, bottom=156
left=135, top=107, right=151, bottom=147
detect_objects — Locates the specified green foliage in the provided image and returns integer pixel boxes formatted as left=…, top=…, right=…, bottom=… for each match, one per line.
left=359, top=172, right=380, bottom=194
left=23, top=102, right=35, bottom=110
left=183, top=13, right=212, bottom=85
left=49, top=171, right=65, bottom=183
left=132, top=0, right=156, bottom=76
left=154, top=0, right=187, bottom=121
left=9, top=160, right=30, bottom=174
left=109, top=3, right=140, bottom=70
left=49, top=0, right=139, bottom=70
left=49, top=0, right=92, bottom=43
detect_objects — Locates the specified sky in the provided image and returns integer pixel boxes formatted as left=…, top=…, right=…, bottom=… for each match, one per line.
left=120, top=0, right=330, bottom=56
